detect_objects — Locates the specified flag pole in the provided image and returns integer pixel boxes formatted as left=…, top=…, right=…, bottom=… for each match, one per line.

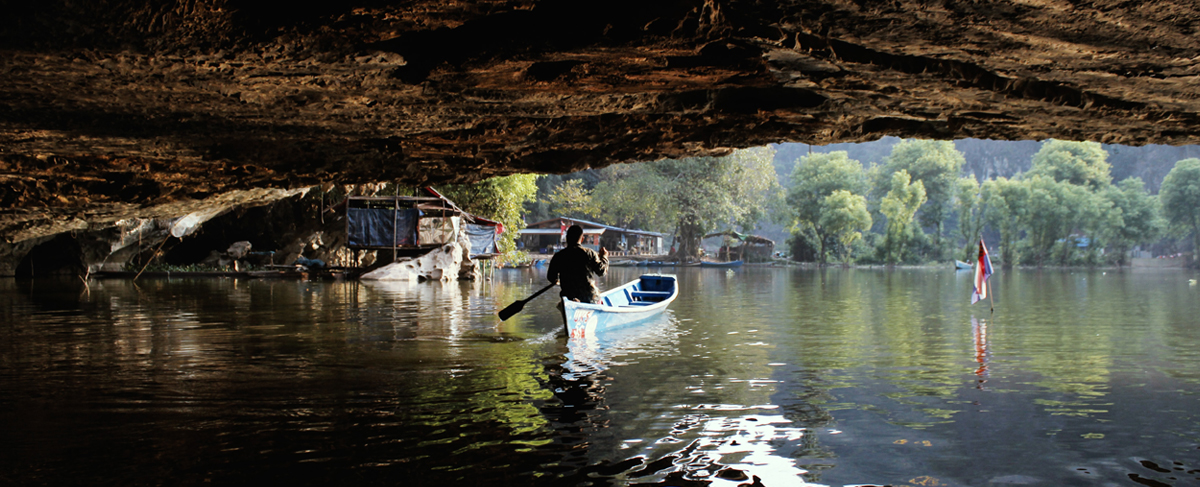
left=988, top=279, right=994, bottom=314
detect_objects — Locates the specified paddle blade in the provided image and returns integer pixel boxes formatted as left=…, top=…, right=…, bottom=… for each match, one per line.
left=497, top=300, right=525, bottom=321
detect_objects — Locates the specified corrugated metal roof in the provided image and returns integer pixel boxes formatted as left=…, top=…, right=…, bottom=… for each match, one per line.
left=525, top=216, right=666, bottom=237
left=519, top=228, right=605, bottom=235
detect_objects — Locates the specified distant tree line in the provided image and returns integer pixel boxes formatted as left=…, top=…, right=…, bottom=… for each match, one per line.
left=783, top=139, right=1200, bottom=267
left=457, top=139, right=1199, bottom=268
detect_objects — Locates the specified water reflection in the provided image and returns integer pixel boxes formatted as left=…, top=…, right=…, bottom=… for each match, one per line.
left=972, top=317, right=989, bottom=388
left=3, top=267, right=1200, bottom=486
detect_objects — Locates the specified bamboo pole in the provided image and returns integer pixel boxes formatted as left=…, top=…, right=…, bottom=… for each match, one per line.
left=135, top=235, right=171, bottom=280
left=392, top=189, right=399, bottom=264
left=988, top=278, right=995, bottom=314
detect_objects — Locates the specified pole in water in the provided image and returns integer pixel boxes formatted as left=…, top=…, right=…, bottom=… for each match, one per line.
left=988, top=279, right=995, bottom=313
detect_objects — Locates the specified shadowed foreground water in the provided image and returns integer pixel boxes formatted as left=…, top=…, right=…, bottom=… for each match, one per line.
left=2, top=266, right=1200, bottom=486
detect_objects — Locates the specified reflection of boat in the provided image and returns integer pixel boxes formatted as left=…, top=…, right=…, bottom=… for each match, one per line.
left=700, top=260, right=743, bottom=267
left=955, top=260, right=972, bottom=270
left=563, top=274, right=678, bottom=339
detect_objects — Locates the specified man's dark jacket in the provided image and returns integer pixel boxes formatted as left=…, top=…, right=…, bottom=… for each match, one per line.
left=547, top=243, right=608, bottom=303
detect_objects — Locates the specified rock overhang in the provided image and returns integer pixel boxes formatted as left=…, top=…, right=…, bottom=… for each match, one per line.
left=3, top=0, right=1200, bottom=243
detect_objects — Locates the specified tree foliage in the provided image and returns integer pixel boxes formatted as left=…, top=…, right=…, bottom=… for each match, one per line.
left=874, top=140, right=965, bottom=254
left=438, top=174, right=539, bottom=255
left=787, top=151, right=869, bottom=263
left=652, top=147, right=779, bottom=260
left=1160, top=158, right=1200, bottom=265
left=544, top=178, right=600, bottom=220
left=1028, top=139, right=1112, bottom=190
left=1098, top=177, right=1162, bottom=266
left=547, top=147, right=779, bottom=260
left=819, top=190, right=873, bottom=263
left=589, top=164, right=673, bottom=231
left=529, top=139, right=1173, bottom=267
left=879, top=170, right=927, bottom=264
left=1019, top=175, right=1106, bottom=266
left=981, top=177, right=1030, bottom=267
left=954, top=176, right=988, bottom=262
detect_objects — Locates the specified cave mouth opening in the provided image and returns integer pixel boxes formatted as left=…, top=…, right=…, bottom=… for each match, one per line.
left=17, top=234, right=86, bottom=278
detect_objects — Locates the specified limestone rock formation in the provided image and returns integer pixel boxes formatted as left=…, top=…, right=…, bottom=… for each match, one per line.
left=360, top=242, right=463, bottom=282
left=4, top=1, right=1200, bottom=247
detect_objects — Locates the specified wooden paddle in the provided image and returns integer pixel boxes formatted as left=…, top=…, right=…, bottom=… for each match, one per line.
left=498, top=282, right=556, bottom=321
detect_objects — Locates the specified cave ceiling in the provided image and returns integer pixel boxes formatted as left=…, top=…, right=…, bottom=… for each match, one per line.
left=3, top=0, right=1200, bottom=243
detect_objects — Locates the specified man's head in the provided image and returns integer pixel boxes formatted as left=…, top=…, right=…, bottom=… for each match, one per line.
left=566, top=225, right=584, bottom=244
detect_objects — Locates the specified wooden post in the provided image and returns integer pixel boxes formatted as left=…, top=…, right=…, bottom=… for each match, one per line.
left=392, top=195, right=399, bottom=263
left=988, top=279, right=995, bottom=313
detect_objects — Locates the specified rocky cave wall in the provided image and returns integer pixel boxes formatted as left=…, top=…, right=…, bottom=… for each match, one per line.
left=4, top=1, right=1200, bottom=272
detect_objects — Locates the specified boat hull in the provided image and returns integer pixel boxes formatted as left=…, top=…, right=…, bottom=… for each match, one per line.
left=700, top=260, right=743, bottom=267
left=563, top=274, right=677, bottom=340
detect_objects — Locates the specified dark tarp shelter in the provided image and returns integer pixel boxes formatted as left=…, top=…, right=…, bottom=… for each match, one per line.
left=347, top=207, right=420, bottom=248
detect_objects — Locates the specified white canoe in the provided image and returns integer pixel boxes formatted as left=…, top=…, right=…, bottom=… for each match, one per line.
left=563, top=274, right=678, bottom=340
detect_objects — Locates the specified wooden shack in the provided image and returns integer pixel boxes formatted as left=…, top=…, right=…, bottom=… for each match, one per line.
left=345, top=188, right=503, bottom=259
left=702, top=230, right=776, bottom=263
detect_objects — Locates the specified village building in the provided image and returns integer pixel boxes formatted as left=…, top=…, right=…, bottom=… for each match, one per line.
left=702, top=230, right=776, bottom=263
left=344, top=187, right=504, bottom=260
left=519, top=217, right=666, bottom=256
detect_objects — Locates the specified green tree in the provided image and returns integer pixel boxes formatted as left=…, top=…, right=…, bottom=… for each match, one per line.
left=438, top=174, right=539, bottom=256
left=1027, top=139, right=1112, bottom=190
left=544, top=178, right=600, bottom=220
left=1098, top=177, right=1162, bottom=266
left=819, top=190, right=873, bottom=263
left=1159, top=158, right=1200, bottom=266
left=954, top=176, right=988, bottom=262
left=787, top=151, right=869, bottom=263
left=874, top=139, right=966, bottom=257
left=879, top=170, right=927, bottom=264
left=664, top=147, right=778, bottom=259
left=589, top=164, right=673, bottom=231
left=981, top=177, right=1030, bottom=267
left=582, top=147, right=777, bottom=259
left=1020, top=175, right=1104, bottom=266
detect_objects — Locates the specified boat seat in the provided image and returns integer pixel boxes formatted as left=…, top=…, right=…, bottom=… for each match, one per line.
left=631, top=290, right=671, bottom=302
left=627, top=301, right=655, bottom=306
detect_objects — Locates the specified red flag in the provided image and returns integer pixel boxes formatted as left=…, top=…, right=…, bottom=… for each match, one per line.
left=971, top=239, right=994, bottom=305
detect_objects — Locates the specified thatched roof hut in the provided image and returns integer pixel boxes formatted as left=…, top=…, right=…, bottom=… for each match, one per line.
left=702, top=230, right=775, bottom=263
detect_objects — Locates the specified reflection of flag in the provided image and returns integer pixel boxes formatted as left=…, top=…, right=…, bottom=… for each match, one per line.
left=971, top=316, right=989, bottom=387
left=971, top=239, right=994, bottom=304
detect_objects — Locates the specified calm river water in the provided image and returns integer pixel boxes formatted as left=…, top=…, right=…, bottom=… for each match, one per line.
left=3, top=266, right=1200, bottom=487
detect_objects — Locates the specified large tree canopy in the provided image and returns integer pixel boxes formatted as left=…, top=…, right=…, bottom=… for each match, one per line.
left=1099, top=177, right=1162, bottom=266
left=787, top=151, right=869, bottom=263
left=654, top=147, right=780, bottom=260
left=1159, top=158, right=1200, bottom=266
left=1019, top=175, right=1106, bottom=266
left=1027, top=139, right=1113, bottom=190
left=589, top=164, right=674, bottom=232
left=555, top=147, right=780, bottom=261
left=873, top=139, right=966, bottom=254
left=819, top=190, right=873, bottom=263
left=879, top=170, right=927, bottom=264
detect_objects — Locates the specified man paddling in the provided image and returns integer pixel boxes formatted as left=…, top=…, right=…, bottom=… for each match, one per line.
left=547, top=225, right=609, bottom=312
